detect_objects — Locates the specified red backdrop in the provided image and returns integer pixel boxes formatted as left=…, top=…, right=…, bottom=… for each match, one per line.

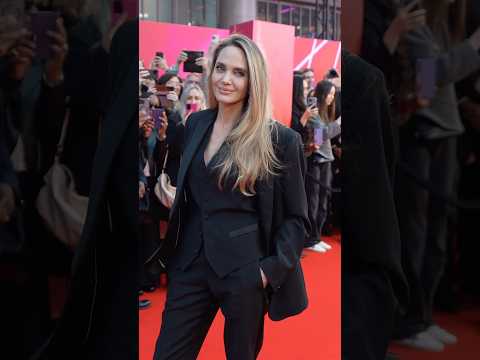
left=140, top=20, right=341, bottom=126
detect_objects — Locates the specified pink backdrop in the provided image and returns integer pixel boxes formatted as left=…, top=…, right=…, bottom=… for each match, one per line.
left=140, top=21, right=230, bottom=79
left=230, top=20, right=295, bottom=126
left=294, top=37, right=341, bottom=80
left=140, top=20, right=341, bottom=126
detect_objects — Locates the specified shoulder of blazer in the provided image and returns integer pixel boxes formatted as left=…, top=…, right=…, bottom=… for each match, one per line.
left=184, top=108, right=217, bottom=141
left=270, top=120, right=302, bottom=154
left=343, top=50, right=385, bottom=110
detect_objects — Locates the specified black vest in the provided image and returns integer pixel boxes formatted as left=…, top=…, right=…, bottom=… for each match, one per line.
left=171, top=124, right=264, bottom=277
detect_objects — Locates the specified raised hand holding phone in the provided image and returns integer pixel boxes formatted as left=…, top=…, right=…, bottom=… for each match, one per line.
left=383, top=0, right=426, bottom=54
left=300, top=98, right=319, bottom=126
left=45, top=17, right=68, bottom=84
left=30, top=11, right=59, bottom=60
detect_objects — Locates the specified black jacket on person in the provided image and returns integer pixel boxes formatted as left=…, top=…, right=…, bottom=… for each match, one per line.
left=158, top=108, right=310, bottom=321
left=32, top=20, right=139, bottom=360
left=342, top=50, right=408, bottom=308
left=342, top=50, right=409, bottom=359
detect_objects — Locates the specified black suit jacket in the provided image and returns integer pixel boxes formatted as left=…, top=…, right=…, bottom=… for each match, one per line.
left=159, top=108, right=310, bottom=321
left=342, top=50, right=409, bottom=309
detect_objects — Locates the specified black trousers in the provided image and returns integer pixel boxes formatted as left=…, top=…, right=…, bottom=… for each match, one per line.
left=139, top=214, right=161, bottom=289
left=343, top=267, right=397, bottom=360
left=305, top=159, right=332, bottom=247
left=395, top=131, right=457, bottom=337
left=154, top=251, right=267, bottom=360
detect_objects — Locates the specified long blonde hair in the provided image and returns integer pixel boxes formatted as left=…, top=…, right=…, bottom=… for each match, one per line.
left=207, top=34, right=281, bottom=196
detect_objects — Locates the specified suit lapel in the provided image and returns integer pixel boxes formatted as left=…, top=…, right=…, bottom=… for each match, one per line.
left=170, top=109, right=216, bottom=213
left=257, top=177, right=274, bottom=254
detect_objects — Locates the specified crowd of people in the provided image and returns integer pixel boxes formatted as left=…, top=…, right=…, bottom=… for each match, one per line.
left=1, top=0, right=130, bottom=358
left=360, top=0, right=480, bottom=356
left=137, top=44, right=212, bottom=310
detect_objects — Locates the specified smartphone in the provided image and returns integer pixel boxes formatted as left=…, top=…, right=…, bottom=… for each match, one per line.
left=416, top=58, right=436, bottom=100
left=151, top=108, right=164, bottom=128
left=157, top=94, right=169, bottom=108
left=314, top=127, right=324, bottom=146
left=183, top=50, right=204, bottom=73
left=156, top=84, right=175, bottom=93
left=186, top=103, right=199, bottom=112
left=30, top=11, right=59, bottom=60
left=307, top=96, right=317, bottom=108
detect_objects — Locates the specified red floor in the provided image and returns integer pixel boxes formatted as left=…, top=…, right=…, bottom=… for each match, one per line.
left=389, top=304, right=480, bottom=359
left=139, top=235, right=341, bottom=360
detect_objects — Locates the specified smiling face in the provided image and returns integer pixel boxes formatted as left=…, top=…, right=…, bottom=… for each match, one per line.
left=211, top=45, right=249, bottom=108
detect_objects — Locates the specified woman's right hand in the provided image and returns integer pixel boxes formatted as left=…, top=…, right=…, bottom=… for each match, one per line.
left=468, top=26, right=480, bottom=51
left=139, top=181, right=146, bottom=199
left=383, top=0, right=426, bottom=54
left=0, top=15, right=28, bottom=57
left=151, top=55, right=168, bottom=71
left=300, top=105, right=318, bottom=126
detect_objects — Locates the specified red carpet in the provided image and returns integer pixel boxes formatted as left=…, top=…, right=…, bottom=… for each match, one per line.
left=140, top=235, right=341, bottom=360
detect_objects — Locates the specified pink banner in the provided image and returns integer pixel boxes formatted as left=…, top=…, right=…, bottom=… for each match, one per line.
left=294, top=37, right=341, bottom=80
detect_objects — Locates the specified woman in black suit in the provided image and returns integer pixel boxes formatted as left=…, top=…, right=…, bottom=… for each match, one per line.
left=154, top=34, right=310, bottom=360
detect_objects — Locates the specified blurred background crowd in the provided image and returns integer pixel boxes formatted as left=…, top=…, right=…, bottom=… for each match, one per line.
left=356, top=0, right=480, bottom=357
left=0, top=0, right=128, bottom=358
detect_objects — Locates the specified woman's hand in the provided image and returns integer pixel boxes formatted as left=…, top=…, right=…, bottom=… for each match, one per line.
left=176, top=51, right=188, bottom=65
left=195, top=56, right=209, bottom=72
left=45, top=18, right=68, bottom=84
left=260, top=268, right=268, bottom=288
left=383, top=0, right=426, bottom=54
left=8, top=33, right=35, bottom=81
left=157, top=110, right=168, bottom=139
left=149, top=94, right=160, bottom=107
left=142, top=118, right=154, bottom=138
left=333, top=145, right=342, bottom=159
left=0, top=16, right=28, bottom=57
left=468, top=26, right=480, bottom=51
left=151, top=55, right=168, bottom=71
left=166, top=91, right=179, bottom=107
left=300, top=105, right=318, bottom=126
left=139, top=181, right=146, bottom=199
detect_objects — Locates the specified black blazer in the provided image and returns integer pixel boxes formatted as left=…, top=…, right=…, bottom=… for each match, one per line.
left=158, top=108, right=310, bottom=321
left=342, top=50, right=409, bottom=309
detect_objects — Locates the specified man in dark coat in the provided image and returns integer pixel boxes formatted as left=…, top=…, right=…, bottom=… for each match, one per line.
left=342, top=50, right=409, bottom=360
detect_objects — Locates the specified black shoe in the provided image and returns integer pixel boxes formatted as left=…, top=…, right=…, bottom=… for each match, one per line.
left=139, top=299, right=151, bottom=310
